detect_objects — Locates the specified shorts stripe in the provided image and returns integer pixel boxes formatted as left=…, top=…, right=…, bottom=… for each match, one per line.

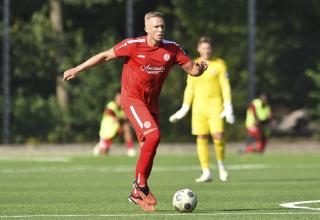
left=130, top=105, right=143, bottom=129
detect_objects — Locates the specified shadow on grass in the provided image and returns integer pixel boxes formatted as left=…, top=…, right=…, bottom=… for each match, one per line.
left=155, top=207, right=283, bottom=213
left=237, top=178, right=320, bottom=183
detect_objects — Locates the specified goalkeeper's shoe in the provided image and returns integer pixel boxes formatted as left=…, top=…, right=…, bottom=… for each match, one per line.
left=219, top=168, right=229, bottom=182
left=133, top=181, right=157, bottom=205
left=128, top=194, right=155, bottom=211
left=195, top=172, right=212, bottom=183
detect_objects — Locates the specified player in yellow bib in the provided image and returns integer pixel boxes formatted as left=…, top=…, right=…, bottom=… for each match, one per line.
left=93, top=93, right=136, bottom=157
left=244, top=93, right=272, bottom=153
left=169, top=37, right=235, bottom=182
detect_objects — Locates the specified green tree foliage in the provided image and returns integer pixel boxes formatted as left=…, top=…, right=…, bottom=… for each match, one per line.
left=10, top=6, right=64, bottom=143
left=306, top=63, right=320, bottom=117
left=4, top=2, right=122, bottom=143
left=1, top=0, right=320, bottom=143
left=255, top=0, right=320, bottom=108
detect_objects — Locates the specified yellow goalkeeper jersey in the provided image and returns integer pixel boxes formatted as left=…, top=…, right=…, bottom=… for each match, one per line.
left=183, top=57, right=232, bottom=113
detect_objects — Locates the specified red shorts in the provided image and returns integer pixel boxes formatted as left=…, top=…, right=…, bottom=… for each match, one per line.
left=122, top=104, right=159, bottom=142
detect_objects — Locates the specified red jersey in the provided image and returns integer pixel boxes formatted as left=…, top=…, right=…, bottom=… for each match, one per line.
left=113, top=36, right=190, bottom=113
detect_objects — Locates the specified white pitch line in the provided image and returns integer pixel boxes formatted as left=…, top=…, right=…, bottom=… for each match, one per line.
left=0, top=164, right=267, bottom=174
left=1, top=212, right=320, bottom=218
left=0, top=156, right=71, bottom=162
left=280, top=200, right=320, bottom=211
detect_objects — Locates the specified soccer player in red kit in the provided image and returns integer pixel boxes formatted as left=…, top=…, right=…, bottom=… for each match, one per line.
left=63, top=11, right=207, bottom=211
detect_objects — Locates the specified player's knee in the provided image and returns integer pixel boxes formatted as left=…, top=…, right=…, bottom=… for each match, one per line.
left=146, top=129, right=161, bottom=144
left=212, top=132, right=223, bottom=140
left=143, top=129, right=161, bottom=152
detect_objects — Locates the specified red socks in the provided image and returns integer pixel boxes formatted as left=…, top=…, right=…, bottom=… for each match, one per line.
left=135, top=130, right=161, bottom=186
left=126, top=139, right=135, bottom=149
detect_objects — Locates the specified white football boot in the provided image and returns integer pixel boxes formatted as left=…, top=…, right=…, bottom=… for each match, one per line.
left=92, top=143, right=109, bottom=156
left=195, top=169, right=212, bottom=182
left=219, top=168, right=229, bottom=182
left=127, top=148, right=137, bottom=157
left=92, top=144, right=102, bottom=157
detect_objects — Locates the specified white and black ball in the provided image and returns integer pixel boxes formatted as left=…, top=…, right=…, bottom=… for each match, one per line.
left=172, top=189, right=197, bottom=212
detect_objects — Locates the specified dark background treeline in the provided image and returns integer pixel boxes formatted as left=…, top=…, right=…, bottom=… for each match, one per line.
left=1, top=0, right=320, bottom=144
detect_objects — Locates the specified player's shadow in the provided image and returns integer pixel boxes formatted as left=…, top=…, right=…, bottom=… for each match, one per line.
left=195, top=207, right=283, bottom=213
left=156, top=207, right=283, bottom=213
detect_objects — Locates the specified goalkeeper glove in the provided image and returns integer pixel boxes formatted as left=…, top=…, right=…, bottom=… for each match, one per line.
left=220, top=101, right=235, bottom=124
left=169, top=104, right=190, bottom=123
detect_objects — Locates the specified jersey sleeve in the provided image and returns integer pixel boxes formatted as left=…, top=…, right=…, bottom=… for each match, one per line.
left=217, top=59, right=232, bottom=103
left=175, top=44, right=191, bottom=65
left=113, top=38, right=135, bottom=57
left=183, top=74, right=195, bottom=106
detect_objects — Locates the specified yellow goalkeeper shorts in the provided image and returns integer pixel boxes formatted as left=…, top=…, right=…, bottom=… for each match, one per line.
left=191, top=105, right=224, bottom=135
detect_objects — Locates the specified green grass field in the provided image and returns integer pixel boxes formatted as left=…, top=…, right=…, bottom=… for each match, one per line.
left=0, top=150, right=320, bottom=219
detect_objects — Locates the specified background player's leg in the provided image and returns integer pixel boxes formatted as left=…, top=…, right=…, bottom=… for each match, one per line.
left=256, top=130, right=267, bottom=153
left=93, top=116, right=119, bottom=156
left=195, top=136, right=212, bottom=182
left=212, top=132, right=228, bottom=182
left=122, top=122, right=136, bottom=157
left=93, top=138, right=113, bottom=156
left=245, top=127, right=260, bottom=153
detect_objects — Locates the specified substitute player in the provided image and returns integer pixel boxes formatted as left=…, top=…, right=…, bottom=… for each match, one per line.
left=63, top=12, right=207, bottom=211
left=244, top=93, right=272, bottom=153
left=93, top=92, right=136, bottom=157
left=169, top=36, right=234, bottom=182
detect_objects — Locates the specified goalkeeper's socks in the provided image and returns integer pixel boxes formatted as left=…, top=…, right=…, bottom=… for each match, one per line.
left=217, top=160, right=225, bottom=170
left=202, top=168, right=211, bottom=177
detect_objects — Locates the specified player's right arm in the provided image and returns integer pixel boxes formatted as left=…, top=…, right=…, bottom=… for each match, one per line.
left=63, top=48, right=116, bottom=81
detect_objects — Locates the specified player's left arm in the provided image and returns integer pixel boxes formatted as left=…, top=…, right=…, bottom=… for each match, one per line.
left=218, top=60, right=235, bottom=124
left=218, top=60, right=232, bottom=102
left=174, top=44, right=207, bottom=76
left=181, top=61, right=208, bottom=76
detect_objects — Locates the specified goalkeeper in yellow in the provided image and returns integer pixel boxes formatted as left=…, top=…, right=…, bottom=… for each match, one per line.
left=169, top=36, right=234, bottom=182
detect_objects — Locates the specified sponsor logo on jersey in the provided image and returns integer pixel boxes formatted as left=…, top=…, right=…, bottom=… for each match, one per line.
left=140, top=64, right=165, bottom=74
left=163, top=53, right=170, bottom=61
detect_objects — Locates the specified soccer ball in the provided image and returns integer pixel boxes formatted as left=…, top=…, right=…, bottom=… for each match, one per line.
left=172, top=189, right=197, bottom=212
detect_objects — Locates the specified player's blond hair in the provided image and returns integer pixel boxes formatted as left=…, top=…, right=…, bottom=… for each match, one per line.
left=198, top=36, right=212, bottom=46
left=144, top=11, right=164, bottom=24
